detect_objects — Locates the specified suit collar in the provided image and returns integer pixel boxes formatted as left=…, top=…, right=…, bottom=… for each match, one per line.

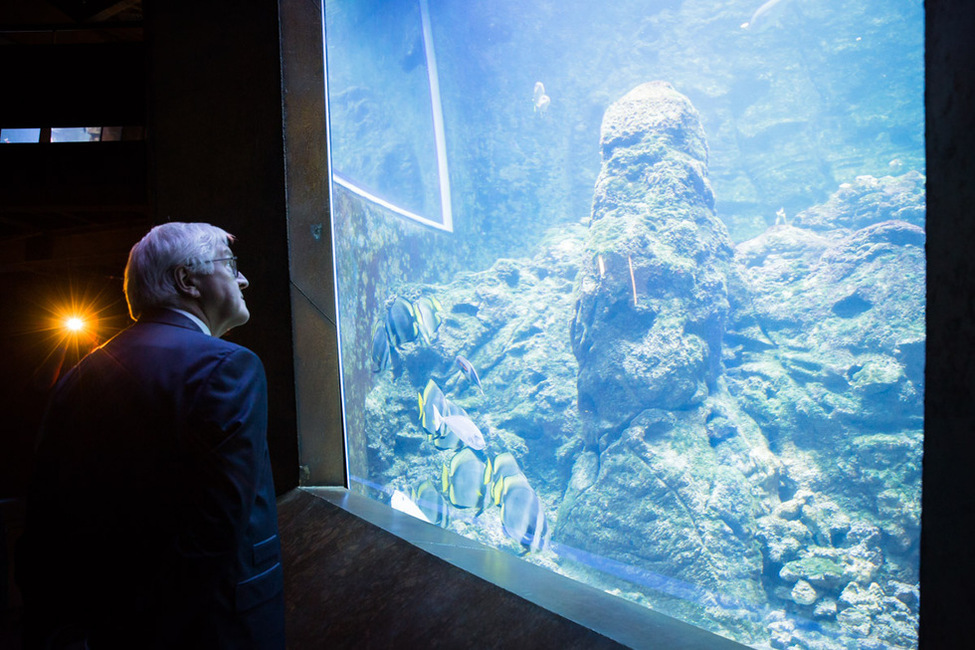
left=167, top=308, right=211, bottom=335
left=138, top=308, right=208, bottom=333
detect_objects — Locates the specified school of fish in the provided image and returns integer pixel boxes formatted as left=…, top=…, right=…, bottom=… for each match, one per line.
left=375, top=293, right=549, bottom=551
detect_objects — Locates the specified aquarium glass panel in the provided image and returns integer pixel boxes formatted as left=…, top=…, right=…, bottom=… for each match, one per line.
left=319, top=1, right=924, bottom=647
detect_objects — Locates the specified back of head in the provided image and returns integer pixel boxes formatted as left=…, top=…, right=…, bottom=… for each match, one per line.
left=124, top=222, right=233, bottom=320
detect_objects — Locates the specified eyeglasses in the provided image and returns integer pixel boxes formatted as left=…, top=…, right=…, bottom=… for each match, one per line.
left=207, top=256, right=239, bottom=276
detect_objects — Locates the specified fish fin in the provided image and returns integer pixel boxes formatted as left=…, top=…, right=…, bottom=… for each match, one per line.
left=432, top=403, right=442, bottom=430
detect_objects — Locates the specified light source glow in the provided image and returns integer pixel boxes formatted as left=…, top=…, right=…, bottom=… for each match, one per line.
left=65, top=316, right=85, bottom=332
left=21, top=280, right=125, bottom=389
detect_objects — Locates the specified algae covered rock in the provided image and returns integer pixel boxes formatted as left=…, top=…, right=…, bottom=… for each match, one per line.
left=355, top=79, right=923, bottom=650
left=558, top=83, right=771, bottom=639
left=791, top=579, right=818, bottom=606
left=794, top=171, right=926, bottom=232
left=555, top=405, right=769, bottom=630
left=725, top=177, right=925, bottom=568
left=571, top=81, right=735, bottom=444
left=363, top=224, right=588, bottom=503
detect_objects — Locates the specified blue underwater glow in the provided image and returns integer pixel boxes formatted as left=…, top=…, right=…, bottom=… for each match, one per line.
left=322, top=1, right=924, bottom=647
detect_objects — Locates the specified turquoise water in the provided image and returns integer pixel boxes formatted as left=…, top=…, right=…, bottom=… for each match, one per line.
left=323, top=1, right=924, bottom=647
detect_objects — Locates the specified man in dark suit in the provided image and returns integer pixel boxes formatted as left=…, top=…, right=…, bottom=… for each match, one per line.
left=18, top=222, right=285, bottom=649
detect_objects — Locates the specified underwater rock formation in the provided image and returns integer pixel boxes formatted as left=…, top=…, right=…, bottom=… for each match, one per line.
left=360, top=84, right=923, bottom=650
left=727, top=174, right=925, bottom=515
left=554, top=84, right=921, bottom=646
left=724, top=174, right=924, bottom=649
left=560, top=82, right=773, bottom=636
left=363, top=225, right=588, bottom=513
left=569, top=81, right=736, bottom=445
left=793, top=171, right=926, bottom=232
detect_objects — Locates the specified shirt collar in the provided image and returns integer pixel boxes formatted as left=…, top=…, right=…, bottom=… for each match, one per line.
left=167, top=308, right=211, bottom=336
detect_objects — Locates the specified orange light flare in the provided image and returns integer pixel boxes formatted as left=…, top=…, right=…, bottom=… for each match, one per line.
left=47, top=305, right=103, bottom=348
left=64, top=316, right=86, bottom=333
left=26, top=282, right=124, bottom=388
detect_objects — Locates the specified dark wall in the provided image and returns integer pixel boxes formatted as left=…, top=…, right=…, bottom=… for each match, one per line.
left=146, top=0, right=300, bottom=492
left=0, top=43, right=145, bottom=127
left=0, top=37, right=151, bottom=499
left=920, top=0, right=975, bottom=647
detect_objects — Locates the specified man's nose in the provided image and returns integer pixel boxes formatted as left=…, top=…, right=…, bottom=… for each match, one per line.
left=237, top=272, right=249, bottom=289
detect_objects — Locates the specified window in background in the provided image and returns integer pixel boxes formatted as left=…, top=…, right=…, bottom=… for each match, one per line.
left=51, top=127, right=101, bottom=142
left=1, top=128, right=41, bottom=143
left=1, top=127, right=139, bottom=143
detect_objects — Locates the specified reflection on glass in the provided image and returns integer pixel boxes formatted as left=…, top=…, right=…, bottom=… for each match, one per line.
left=325, top=0, right=447, bottom=227
left=320, top=1, right=924, bottom=647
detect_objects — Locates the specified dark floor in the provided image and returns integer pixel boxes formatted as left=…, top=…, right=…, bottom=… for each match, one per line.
left=278, top=488, right=628, bottom=649
left=1, top=498, right=24, bottom=650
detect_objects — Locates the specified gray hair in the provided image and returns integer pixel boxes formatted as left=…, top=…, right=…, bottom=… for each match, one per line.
left=124, top=222, right=235, bottom=319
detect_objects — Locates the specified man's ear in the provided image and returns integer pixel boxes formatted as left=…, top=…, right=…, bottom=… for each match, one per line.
left=173, top=266, right=202, bottom=298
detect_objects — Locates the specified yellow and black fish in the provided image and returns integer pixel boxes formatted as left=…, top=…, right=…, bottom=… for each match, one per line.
left=371, top=321, right=390, bottom=372
left=497, top=473, right=548, bottom=551
left=412, top=480, right=450, bottom=528
left=385, top=296, right=418, bottom=348
left=441, top=447, right=492, bottom=513
left=417, top=379, right=447, bottom=435
left=490, top=452, right=524, bottom=506
left=413, top=295, right=445, bottom=345
left=418, top=379, right=470, bottom=450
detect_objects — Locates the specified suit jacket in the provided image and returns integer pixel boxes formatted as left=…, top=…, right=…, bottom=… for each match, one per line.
left=19, top=309, right=285, bottom=649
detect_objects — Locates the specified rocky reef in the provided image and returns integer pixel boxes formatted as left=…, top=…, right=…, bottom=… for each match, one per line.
left=559, top=82, right=769, bottom=635
left=570, top=81, right=734, bottom=442
left=360, top=84, right=923, bottom=649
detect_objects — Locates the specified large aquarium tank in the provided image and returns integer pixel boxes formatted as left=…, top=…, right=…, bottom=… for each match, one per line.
left=317, top=0, right=924, bottom=647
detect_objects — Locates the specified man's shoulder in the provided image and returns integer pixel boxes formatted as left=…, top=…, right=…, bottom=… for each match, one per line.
left=97, top=316, right=261, bottom=374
